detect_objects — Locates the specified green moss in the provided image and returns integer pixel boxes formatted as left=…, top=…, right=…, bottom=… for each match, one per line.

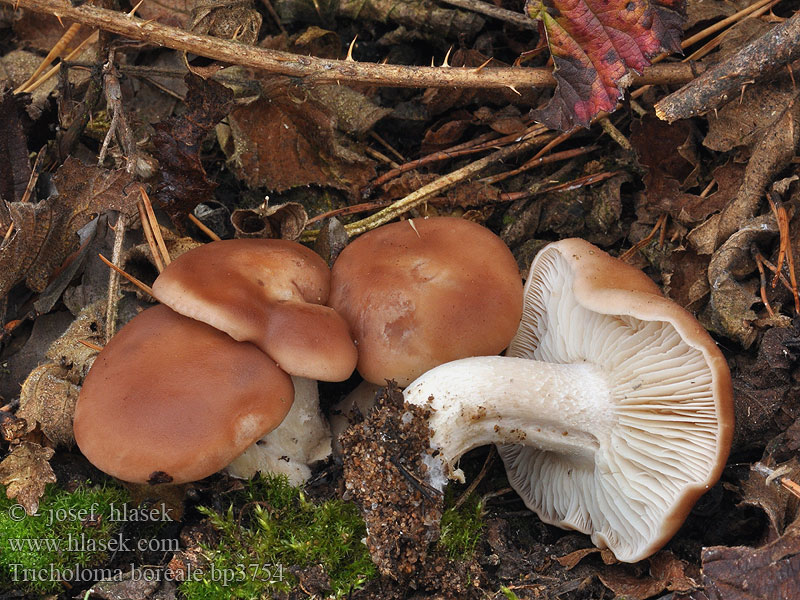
left=181, top=474, right=376, bottom=600
left=0, top=483, right=130, bottom=594
left=438, top=491, right=485, bottom=560
left=499, top=585, right=521, bottom=599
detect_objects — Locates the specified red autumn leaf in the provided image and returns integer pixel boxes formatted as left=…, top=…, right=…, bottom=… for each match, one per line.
left=526, top=0, right=685, bottom=130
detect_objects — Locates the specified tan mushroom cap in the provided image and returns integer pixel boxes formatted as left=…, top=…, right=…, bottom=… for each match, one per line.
left=74, top=305, right=294, bottom=484
left=329, top=217, right=524, bottom=386
left=151, top=239, right=357, bottom=382
left=500, top=238, right=734, bottom=561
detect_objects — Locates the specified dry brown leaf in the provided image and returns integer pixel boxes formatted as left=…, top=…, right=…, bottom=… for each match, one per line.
left=223, top=80, right=376, bottom=197
left=231, top=202, right=308, bottom=241
left=152, top=74, right=234, bottom=230
left=0, top=441, right=56, bottom=515
left=598, top=552, right=697, bottom=600
left=556, top=547, right=601, bottom=569
left=740, top=458, right=800, bottom=541
left=190, top=0, right=261, bottom=46
left=702, top=213, right=778, bottom=347
left=0, top=157, right=138, bottom=299
left=17, top=363, right=80, bottom=448
left=703, top=515, right=800, bottom=600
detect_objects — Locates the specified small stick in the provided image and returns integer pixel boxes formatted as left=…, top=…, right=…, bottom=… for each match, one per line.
left=78, top=339, right=104, bottom=352
left=453, top=446, right=495, bottom=510
left=753, top=462, right=800, bottom=499
left=753, top=248, right=776, bottom=318
left=620, top=214, right=668, bottom=262
left=257, top=0, right=287, bottom=35
left=389, top=456, right=442, bottom=503
left=369, top=130, right=406, bottom=164
left=752, top=249, right=794, bottom=294
left=98, top=253, right=154, bottom=297
left=139, top=188, right=171, bottom=266
left=187, top=213, right=222, bottom=241
left=17, top=30, right=99, bottom=95
left=439, top=0, right=537, bottom=29
left=137, top=202, right=164, bottom=273
left=104, top=214, right=126, bottom=341
left=14, top=22, right=82, bottom=93
left=479, top=145, right=599, bottom=186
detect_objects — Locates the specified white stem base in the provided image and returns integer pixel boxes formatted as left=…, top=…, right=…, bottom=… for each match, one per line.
left=227, top=377, right=332, bottom=485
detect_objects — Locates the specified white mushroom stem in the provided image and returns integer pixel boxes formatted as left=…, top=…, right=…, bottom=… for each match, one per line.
left=403, top=355, right=614, bottom=486
left=226, top=377, right=332, bottom=485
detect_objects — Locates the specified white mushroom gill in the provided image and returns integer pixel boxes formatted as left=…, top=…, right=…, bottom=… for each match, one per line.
left=403, top=242, right=726, bottom=563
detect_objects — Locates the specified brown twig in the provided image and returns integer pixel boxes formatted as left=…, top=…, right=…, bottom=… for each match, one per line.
left=655, top=9, right=800, bottom=122
left=14, top=21, right=81, bottom=93
left=324, top=130, right=547, bottom=239
left=753, top=248, right=776, bottom=318
left=139, top=188, right=171, bottom=267
left=104, top=214, right=126, bottom=341
left=3, top=0, right=702, bottom=91
left=188, top=213, right=222, bottom=241
left=766, top=192, right=800, bottom=313
left=78, top=339, right=104, bottom=352
left=453, top=446, right=496, bottom=510
left=620, top=214, right=668, bottom=262
left=439, top=0, right=537, bottom=29
left=97, top=253, right=154, bottom=297
left=137, top=202, right=164, bottom=273
left=479, top=145, right=599, bottom=186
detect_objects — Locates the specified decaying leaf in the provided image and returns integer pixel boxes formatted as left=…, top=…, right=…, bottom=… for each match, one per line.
left=0, top=441, right=56, bottom=515
left=0, top=157, right=138, bottom=300
left=598, top=551, right=697, bottom=600
left=0, top=87, right=31, bottom=204
left=190, top=0, right=261, bottom=46
left=527, top=0, right=685, bottom=129
left=152, top=74, right=234, bottom=229
left=17, top=364, right=80, bottom=448
left=231, top=202, right=308, bottom=240
left=703, top=515, right=800, bottom=600
left=740, top=458, right=800, bottom=541
left=702, top=213, right=777, bottom=347
left=222, top=79, right=377, bottom=197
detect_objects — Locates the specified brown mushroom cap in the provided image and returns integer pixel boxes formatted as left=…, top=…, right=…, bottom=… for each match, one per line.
left=74, top=305, right=294, bottom=484
left=151, top=239, right=357, bottom=382
left=329, top=217, right=524, bottom=386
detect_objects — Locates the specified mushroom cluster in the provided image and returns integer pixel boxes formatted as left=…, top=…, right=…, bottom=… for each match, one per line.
left=402, top=238, right=734, bottom=562
left=74, top=239, right=357, bottom=485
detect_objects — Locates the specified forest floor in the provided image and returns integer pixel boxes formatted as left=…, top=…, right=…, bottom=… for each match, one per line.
left=0, top=0, right=799, bottom=598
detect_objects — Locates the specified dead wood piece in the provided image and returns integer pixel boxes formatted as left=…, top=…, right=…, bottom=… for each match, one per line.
left=655, top=11, right=800, bottom=122
left=2, top=0, right=700, bottom=91
left=713, top=93, right=800, bottom=248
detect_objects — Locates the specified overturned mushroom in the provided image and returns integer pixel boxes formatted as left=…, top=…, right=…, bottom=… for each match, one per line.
left=402, top=238, right=733, bottom=562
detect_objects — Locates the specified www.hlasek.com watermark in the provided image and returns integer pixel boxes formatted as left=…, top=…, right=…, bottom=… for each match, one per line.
left=8, top=563, right=286, bottom=587
left=6, top=501, right=179, bottom=554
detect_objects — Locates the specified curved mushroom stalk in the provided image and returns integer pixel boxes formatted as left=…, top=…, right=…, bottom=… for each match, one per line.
left=404, top=357, right=612, bottom=482
left=404, top=238, right=733, bottom=564
left=227, top=377, right=332, bottom=486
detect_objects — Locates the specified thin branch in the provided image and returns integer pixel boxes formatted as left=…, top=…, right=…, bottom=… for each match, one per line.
left=656, top=9, right=800, bottom=122
left=4, top=0, right=702, bottom=90
left=440, top=0, right=537, bottom=30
